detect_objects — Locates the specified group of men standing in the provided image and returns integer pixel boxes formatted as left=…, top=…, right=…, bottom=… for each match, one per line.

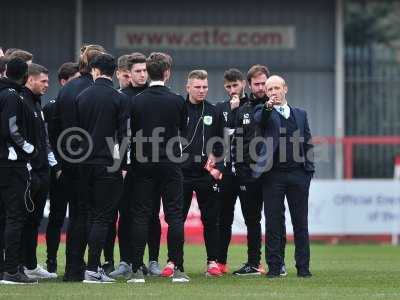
left=0, top=44, right=314, bottom=284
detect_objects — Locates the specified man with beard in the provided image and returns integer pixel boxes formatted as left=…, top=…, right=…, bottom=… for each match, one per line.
left=215, top=69, right=247, bottom=274
left=232, top=65, right=288, bottom=276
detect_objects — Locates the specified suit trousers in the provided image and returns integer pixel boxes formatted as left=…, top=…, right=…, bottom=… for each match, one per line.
left=262, top=168, right=311, bottom=273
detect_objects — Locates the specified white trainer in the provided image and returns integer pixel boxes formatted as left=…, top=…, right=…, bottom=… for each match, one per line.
left=83, top=268, right=116, bottom=284
left=24, top=264, right=57, bottom=279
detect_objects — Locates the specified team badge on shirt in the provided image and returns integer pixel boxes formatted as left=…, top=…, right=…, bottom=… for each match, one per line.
left=203, top=115, right=213, bottom=125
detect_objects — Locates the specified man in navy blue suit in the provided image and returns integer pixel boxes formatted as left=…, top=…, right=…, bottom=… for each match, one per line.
left=253, top=75, right=314, bottom=278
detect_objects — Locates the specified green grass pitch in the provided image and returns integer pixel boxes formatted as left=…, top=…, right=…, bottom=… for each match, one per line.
left=1, top=244, right=399, bottom=299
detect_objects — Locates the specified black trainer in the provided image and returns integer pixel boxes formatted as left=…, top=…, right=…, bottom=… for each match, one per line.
left=102, top=261, right=115, bottom=275
left=141, top=264, right=149, bottom=276
left=46, top=259, right=57, bottom=274
left=297, top=270, right=312, bottom=278
left=266, top=271, right=280, bottom=278
left=63, top=270, right=84, bottom=282
left=1, top=271, right=38, bottom=284
left=233, top=263, right=262, bottom=276
left=0, top=272, right=3, bottom=281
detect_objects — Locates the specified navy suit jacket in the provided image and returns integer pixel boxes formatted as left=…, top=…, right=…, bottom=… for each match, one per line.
left=252, top=104, right=315, bottom=178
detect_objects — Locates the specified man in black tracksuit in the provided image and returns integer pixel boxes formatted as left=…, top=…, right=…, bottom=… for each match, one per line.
left=104, top=80, right=148, bottom=275
left=231, top=65, right=281, bottom=275
left=107, top=52, right=162, bottom=278
left=20, top=64, right=60, bottom=280
left=215, top=69, right=248, bottom=273
left=181, top=70, right=224, bottom=277
left=43, top=62, right=79, bottom=274
left=52, top=45, right=105, bottom=281
left=0, top=58, right=38, bottom=284
left=76, top=54, right=126, bottom=283
left=102, top=54, right=132, bottom=273
left=128, top=52, right=189, bottom=283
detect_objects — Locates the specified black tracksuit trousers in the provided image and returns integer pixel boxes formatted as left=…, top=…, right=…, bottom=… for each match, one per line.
left=46, top=168, right=68, bottom=264
left=217, top=174, right=240, bottom=264
left=79, top=165, right=123, bottom=272
left=130, top=163, right=184, bottom=271
left=64, top=165, right=87, bottom=277
left=0, top=194, right=4, bottom=274
left=236, top=179, right=263, bottom=267
left=0, top=166, right=30, bottom=274
left=183, top=173, right=220, bottom=262
left=218, top=175, right=286, bottom=267
left=22, top=170, right=49, bottom=270
left=104, top=170, right=162, bottom=264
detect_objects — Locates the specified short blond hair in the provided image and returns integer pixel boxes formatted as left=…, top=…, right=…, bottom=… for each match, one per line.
left=188, top=69, right=208, bottom=81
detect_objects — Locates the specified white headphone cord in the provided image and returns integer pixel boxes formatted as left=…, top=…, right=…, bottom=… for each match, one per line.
left=24, top=171, right=35, bottom=213
left=182, top=101, right=205, bottom=154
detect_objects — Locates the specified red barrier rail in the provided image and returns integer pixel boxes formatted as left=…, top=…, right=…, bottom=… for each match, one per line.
left=313, top=136, right=400, bottom=179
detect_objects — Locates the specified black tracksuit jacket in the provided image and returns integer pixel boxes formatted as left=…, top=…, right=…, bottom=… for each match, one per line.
left=121, top=83, right=148, bottom=98
left=233, top=94, right=265, bottom=182
left=181, top=98, right=223, bottom=175
left=129, top=85, right=187, bottom=164
left=215, top=95, right=248, bottom=175
left=0, top=78, right=39, bottom=166
left=43, top=99, right=57, bottom=155
left=120, top=83, right=148, bottom=169
left=76, top=78, right=127, bottom=166
left=52, top=73, right=93, bottom=166
left=20, top=87, right=59, bottom=173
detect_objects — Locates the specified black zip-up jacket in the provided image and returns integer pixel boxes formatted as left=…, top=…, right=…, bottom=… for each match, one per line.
left=20, top=87, right=59, bottom=173
left=121, top=83, right=148, bottom=98
left=120, top=83, right=148, bottom=170
left=52, top=73, right=93, bottom=165
left=43, top=98, right=57, bottom=155
left=215, top=95, right=248, bottom=175
left=130, top=85, right=187, bottom=164
left=233, top=94, right=265, bottom=182
left=181, top=98, right=223, bottom=175
left=76, top=78, right=127, bottom=166
left=0, top=78, right=39, bottom=166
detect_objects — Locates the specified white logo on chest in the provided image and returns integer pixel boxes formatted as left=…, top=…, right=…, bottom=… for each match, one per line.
left=243, top=113, right=250, bottom=125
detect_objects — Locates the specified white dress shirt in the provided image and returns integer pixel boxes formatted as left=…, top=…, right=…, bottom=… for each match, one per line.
left=274, top=103, right=290, bottom=119
left=149, top=81, right=165, bottom=87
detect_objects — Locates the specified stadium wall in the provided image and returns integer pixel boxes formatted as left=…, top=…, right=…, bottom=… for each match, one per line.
left=0, top=0, right=336, bottom=178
